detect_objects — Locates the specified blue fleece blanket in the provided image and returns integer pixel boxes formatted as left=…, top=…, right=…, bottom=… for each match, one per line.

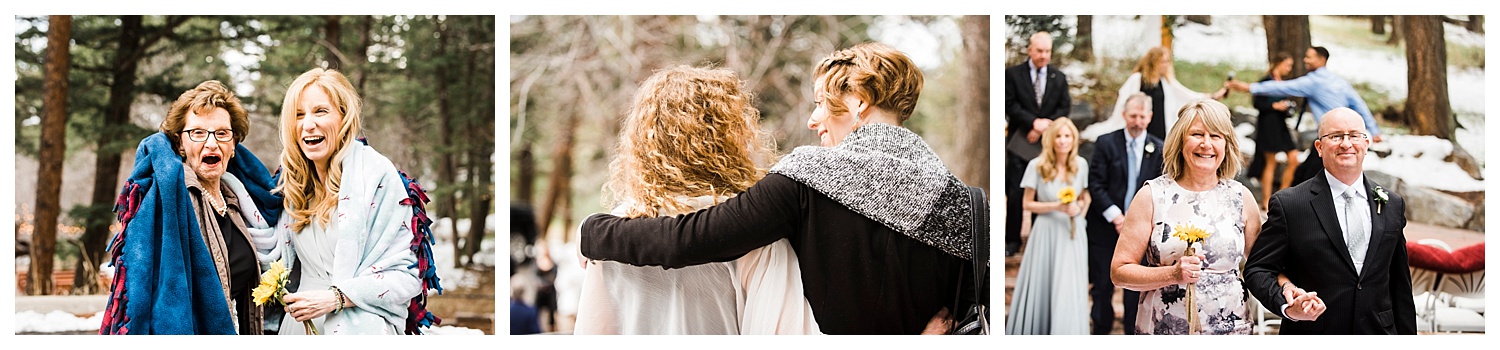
left=100, top=132, right=281, bottom=334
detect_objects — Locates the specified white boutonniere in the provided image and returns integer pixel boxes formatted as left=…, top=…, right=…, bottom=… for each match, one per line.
left=1373, top=185, right=1389, bottom=214
left=1145, top=142, right=1155, bottom=154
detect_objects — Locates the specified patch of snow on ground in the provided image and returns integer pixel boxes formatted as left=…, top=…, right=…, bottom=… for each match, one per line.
left=1365, top=135, right=1484, bottom=193
left=14, top=311, right=102, bottom=333
left=423, top=325, right=486, bottom=335
left=1171, top=16, right=1269, bottom=68
left=431, top=213, right=498, bottom=291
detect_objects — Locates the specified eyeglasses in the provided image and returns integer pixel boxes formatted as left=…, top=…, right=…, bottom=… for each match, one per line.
left=1318, top=132, right=1368, bottom=144
left=182, top=128, right=235, bottom=143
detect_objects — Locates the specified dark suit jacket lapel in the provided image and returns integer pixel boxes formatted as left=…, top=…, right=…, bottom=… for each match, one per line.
left=1014, top=65, right=1040, bottom=109
left=1359, top=178, right=1387, bottom=279
left=1142, top=136, right=1163, bottom=180
left=1037, top=68, right=1051, bottom=109
left=1310, top=172, right=1358, bottom=275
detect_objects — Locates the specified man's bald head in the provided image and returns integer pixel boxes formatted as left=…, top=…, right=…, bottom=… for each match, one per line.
left=1317, top=108, right=1365, bottom=137
left=1028, top=32, right=1053, bottom=69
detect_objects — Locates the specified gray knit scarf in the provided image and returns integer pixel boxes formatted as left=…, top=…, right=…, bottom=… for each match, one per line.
left=769, top=123, right=974, bottom=260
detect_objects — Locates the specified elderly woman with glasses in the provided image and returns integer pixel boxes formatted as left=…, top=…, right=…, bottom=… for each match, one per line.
left=102, top=80, right=284, bottom=334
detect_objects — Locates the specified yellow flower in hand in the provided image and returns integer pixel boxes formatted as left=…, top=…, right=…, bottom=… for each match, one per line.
left=1058, top=186, right=1077, bottom=204
left=1172, top=223, right=1212, bottom=257
left=1172, top=224, right=1210, bottom=245
left=252, top=259, right=290, bottom=306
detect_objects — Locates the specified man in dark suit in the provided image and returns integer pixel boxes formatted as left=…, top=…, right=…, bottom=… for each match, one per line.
left=1085, top=93, right=1162, bottom=335
left=1004, top=31, right=1070, bottom=256
left=1245, top=108, right=1416, bottom=335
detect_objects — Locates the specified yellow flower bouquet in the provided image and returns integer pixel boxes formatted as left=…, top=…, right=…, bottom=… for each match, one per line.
left=1172, top=223, right=1211, bottom=334
left=253, top=259, right=319, bottom=335
left=1058, top=186, right=1078, bottom=239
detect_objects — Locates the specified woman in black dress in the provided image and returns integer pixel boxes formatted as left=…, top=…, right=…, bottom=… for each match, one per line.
left=1253, top=53, right=1300, bottom=209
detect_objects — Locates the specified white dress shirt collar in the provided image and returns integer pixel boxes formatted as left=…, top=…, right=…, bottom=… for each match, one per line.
left=1324, top=170, right=1366, bottom=201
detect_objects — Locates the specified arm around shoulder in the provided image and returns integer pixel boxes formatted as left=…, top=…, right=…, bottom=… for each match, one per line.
left=579, top=173, right=803, bottom=268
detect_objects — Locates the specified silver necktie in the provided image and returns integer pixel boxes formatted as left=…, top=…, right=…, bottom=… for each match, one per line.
left=1033, top=68, right=1044, bottom=107
left=1343, top=191, right=1368, bottom=273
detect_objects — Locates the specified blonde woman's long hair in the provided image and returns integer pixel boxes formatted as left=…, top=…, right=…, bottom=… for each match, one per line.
left=275, top=68, right=364, bottom=231
left=604, top=65, right=776, bottom=218
left=1133, top=46, right=1170, bottom=88
left=1037, top=117, right=1080, bottom=182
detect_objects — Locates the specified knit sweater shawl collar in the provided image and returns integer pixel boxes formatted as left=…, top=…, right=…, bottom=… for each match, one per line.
left=769, top=124, right=974, bottom=259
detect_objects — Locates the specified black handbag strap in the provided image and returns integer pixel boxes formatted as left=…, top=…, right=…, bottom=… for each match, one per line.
left=966, top=186, right=988, bottom=302
left=949, top=185, right=989, bottom=334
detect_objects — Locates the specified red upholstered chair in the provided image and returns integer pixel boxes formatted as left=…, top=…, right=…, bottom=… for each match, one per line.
left=1406, top=240, right=1485, bottom=333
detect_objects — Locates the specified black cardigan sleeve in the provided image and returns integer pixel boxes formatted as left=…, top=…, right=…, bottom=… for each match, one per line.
left=580, top=173, right=804, bottom=269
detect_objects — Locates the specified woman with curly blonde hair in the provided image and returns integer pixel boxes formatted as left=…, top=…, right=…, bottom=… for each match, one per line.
left=574, top=65, right=818, bottom=334
left=580, top=42, right=976, bottom=334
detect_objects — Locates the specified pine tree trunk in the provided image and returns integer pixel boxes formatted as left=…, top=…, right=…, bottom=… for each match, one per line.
left=1263, top=16, right=1312, bottom=78
left=958, top=15, right=990, bottom=192
left=1160, top=16, right=1174, bottom=50
left=1467, top=15, right=1484, bottom=34
left=462, top=28, right=493, bottom=264
left=1371, top=15, right=1387, bottom=35
left=1073, top=15, right=1093, bottom=62
left=324, top=15, right=342, bottom=70
left=1387, top=16, right=1403, bottom=45
left=76, top=16, right=144, bottom=295
left=32, top=15, right=72, bottom=296
left=537, top=113, right=575, bottom=239
left=434, top=17, right=462, bottom=267
left=356, top=15, right=373, bottom=92
left=515, top=144, right=535, bottom=204
left=1403, top=16, right=1454, bottom=139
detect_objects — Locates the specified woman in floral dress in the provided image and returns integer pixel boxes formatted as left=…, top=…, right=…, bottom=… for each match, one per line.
left=1110, top=99, right=1262, bottom=335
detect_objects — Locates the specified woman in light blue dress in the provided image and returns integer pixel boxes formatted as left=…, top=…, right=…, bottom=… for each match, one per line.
left=1007, top=117, right=1091, bottom=335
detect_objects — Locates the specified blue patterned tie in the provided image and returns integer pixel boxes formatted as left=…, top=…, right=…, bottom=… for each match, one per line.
left=1125, top=138, right=1140, bottom=209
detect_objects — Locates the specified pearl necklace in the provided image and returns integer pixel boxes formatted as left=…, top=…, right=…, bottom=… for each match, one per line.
left=205, top=191, right=228, bottom=217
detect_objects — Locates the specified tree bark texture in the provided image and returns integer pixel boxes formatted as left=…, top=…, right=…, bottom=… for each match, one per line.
left=1403, top=16, right=1454, bottom=139
left=537, top=113, right=575, bottom=240
left=75, top=16, right=145, bottom=295
left=435, top=17, right=462, bottom=267
left=1160, top=16, right=1174, bottom=50
left=1387, top=16, right=1403, bottom=45
left=32, top=15, right=72, bottom=296
left=1073, top=15, right=1093, bottom=62
left=1263, top=15, right=1312, bottom=78
left=958, top=15, right=990, bottom=192
left=324, top=15, right=342, bottom=70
